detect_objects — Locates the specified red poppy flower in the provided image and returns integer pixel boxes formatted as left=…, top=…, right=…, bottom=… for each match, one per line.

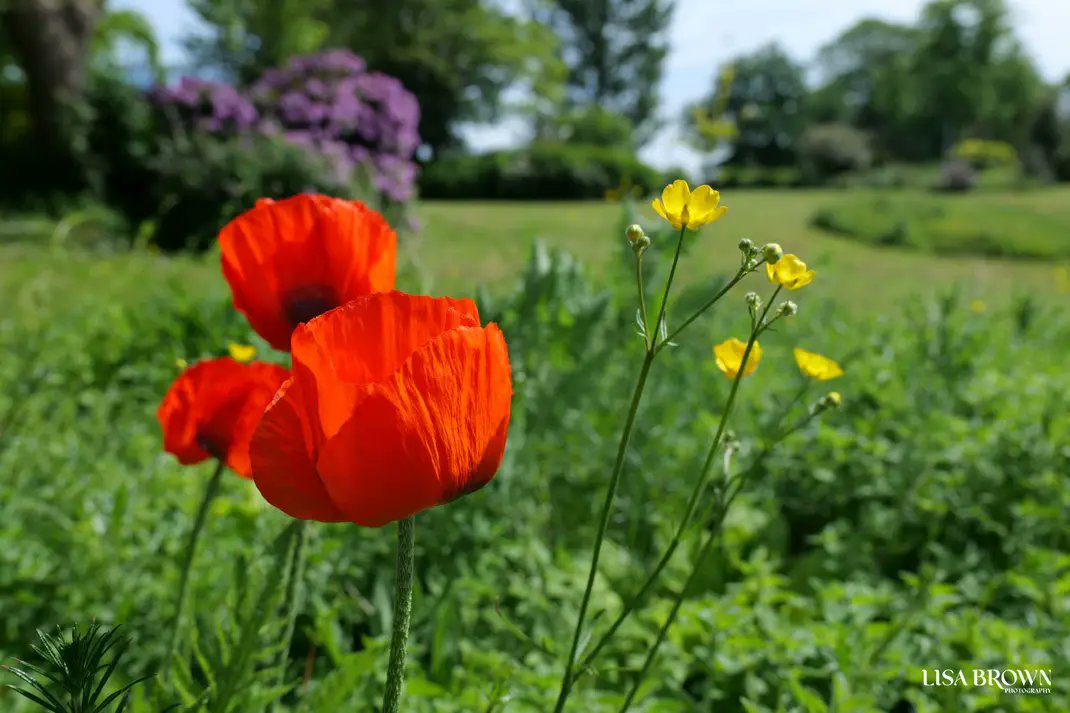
left=219, top=194, right=397, bottom=352
left=251, top=292, right=512, bottom=527
left=158, top=358, right=290, bottom=477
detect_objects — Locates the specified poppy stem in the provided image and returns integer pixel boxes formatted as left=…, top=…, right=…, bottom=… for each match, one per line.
left=276, top=520, right=309, bottom=687
left=382, top=515, right=415, bottom=713
left=164, top=458, right=225, bottom=679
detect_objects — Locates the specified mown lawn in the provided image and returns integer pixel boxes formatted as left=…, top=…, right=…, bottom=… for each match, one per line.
left=3, top=188, right=1069, bottom=321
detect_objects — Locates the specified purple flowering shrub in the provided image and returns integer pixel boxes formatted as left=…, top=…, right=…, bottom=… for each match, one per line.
left=149, top=77, right=259, bottom=135
left=151, top=50, right=421, bottom=204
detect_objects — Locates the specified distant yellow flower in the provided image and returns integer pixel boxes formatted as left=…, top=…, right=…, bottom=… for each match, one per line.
left=793, top=347, right=844, bottom=381
left=651, top=179, right=728, bottom=230
left=713, top=337, right=761, bottom=379
left=969, top=299, right=986, bottom=314
left=1055, top=267, right=1070, bottom=294
left=766, top=254, right=815, bottom=290
left=228, top=342, right=257, bottom=362
left=175, top=357, right=188, bottom=370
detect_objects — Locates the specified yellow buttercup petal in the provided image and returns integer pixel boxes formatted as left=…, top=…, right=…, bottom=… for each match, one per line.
left=767, top=254, right=814, bottom=290
left=661, top=179, right=690, bottom=217
left=651, top=198, right=671, bottom=223
left=228, top=342, right=257, bottom=362
left=713, top=337, right=761, bottom=379
left=793, top=347, right=843, bottom=381
left=686, top=185, right=728, bottom=229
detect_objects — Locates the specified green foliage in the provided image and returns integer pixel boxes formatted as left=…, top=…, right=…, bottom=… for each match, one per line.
left=419, top=143, right=660, bottom=200
left=689, top=43, right=808, bottom=167
left=811, top=192, right=1070, bottom=258
left=2, top=625, right=155, bottom=713
left=1, top=212, right=1068, bottom=711
left=950, top=138, right=1019, bottom=169
left=537, top=0, right=674, bottom=143
left=187, top=0, right=563, bottom=153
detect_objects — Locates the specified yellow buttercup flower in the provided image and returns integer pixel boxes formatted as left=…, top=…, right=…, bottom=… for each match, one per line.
left=969, top=299, right=986, bottom=314
left=713, top=337, right=761, bottom=379
left=766, top=254, right=815, bottom=290
left=651, top=179, right=728, bottom=230
left=175, top=357, right=188, bottom=370
left=228, top=342, right=257, bottom=362
left=793, top=347, right=844, bottom=381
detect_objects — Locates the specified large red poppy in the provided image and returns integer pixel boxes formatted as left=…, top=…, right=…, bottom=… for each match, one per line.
left=251, top=292, right=512, bottom=527
left=219, top=194, right=397, bottom=352
left=158, top=358, right=290, bottom=477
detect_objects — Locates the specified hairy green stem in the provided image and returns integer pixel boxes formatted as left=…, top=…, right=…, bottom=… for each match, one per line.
left=276, top=520, right=309, bottom=687
left=553, top=226, right=693, bottom=712
left=382, top=516, right=416, bottom=713
left=619, top=296, right=774, bottom=711
left=636, top=254, right=650, bottom=350
left=552, top=352, right=654, bottom=711
left=164, top=459, right=225, bottom=675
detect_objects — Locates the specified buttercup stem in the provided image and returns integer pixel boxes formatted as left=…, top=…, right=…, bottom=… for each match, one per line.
left=382, top=515, right=416, bottom=713
left=636, top=254, right=650, bottom=350
left=164, top=458, right=225, bottom=675
left=553, top=351, right=656, bottom=712
left=276, top=520, right=309, bottom=687
left=652, top=227, right=687, bottom=343
left=619, top=300, right=771, bottom=711
left=656, top=267, right=751, bottom=354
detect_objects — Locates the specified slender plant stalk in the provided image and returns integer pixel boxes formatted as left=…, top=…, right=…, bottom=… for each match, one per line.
left=276, top=520, right=309, bottom=687
left=164, top=459, right=225, bottom=675
left=657, top=268, right=750, bottom=354
left=652, top=227, right=687, bottom=338
left=635, top=254, right=650, bottom=350
left=552, top=227, right=689, bottom=712
left=619, top=295, right=775, bottom=711
left=382, top=515, right=416, bottom=713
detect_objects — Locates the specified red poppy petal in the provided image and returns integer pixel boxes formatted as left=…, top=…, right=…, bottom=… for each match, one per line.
left=220, top=195, right=398, bottom=352
left=220, top=363, right=291, bottom=477
left=252, top=378, right=348, bottom=522
left=315, top=323, right=512, bottom=527
left=291, top=292, right=481, bottom=440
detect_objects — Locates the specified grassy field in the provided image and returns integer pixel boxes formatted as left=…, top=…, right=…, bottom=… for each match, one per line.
left=1, top=187, right=1068, bottom=711
left=4, top=188, right=1070, bottom=320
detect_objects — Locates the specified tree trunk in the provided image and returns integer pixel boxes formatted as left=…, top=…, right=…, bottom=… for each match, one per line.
left=3, top=0, right=100, bottom=152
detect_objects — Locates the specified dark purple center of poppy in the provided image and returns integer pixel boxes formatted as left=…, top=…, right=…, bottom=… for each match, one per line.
left=196, top=432, right=225, bottom=460
left=283, top=285, right=338, bottom=327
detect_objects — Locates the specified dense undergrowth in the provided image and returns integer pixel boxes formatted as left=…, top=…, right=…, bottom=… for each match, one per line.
left=1, top=232, right=1067, bottom=711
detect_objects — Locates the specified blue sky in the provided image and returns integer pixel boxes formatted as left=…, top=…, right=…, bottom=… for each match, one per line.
left=121, top=0, right=1070, bottom=171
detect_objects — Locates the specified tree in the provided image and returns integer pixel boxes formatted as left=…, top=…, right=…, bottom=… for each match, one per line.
left=538, top=0, right=674, bottom=146
left=187, top=0, right=561, bottom=155
left=687, top=43, right=808, bottom=167
left=912, top=0, right=1042, bottom=154
left=1, top=0, right=101, bottom=155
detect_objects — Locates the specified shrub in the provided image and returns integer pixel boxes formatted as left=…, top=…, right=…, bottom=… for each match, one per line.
left=810, top=192, right=1070, bottom=258
left=716, top=164, right=803, bottom=188
left=419, top=142, right=660, bottom=200
left=797, top=123, right=873, bottom=183
left=950, top=137, right=1019, bottom=169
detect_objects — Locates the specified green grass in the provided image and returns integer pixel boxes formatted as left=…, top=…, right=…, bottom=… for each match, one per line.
left=4, top=188, right=1070, bottom=319
left=812, top=189, right=1070, bottom=260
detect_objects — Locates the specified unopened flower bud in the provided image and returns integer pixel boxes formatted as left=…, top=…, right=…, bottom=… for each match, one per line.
left=632, top=234, right=650, bottom=256
left=738, top=238, right=753, bottom=254
left=761, top=243, right=783, bottom=263
left=777, top=300, right=798, bottom=317
left=744, top=291, right=761, bottom=308
left=822, top=392, right=842, bottom=409
left=626, top=224, right=646, bottom=244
